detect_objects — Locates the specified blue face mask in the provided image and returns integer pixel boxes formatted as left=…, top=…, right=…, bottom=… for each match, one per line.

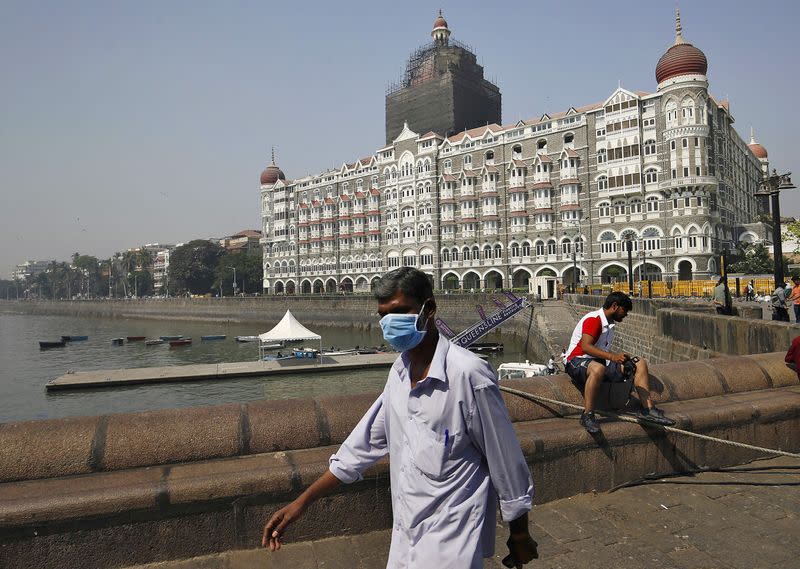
left=379, top=301, right=429, bottom=352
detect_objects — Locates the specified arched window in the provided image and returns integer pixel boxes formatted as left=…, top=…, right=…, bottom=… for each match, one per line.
left=598, top=201, right=611, bottom=217
left=494, top=244, right=502, bottom=259
left=644, top=169, right=658, bottom=184
left=463, top=247, right=471, bottom=261
left=643, top=140, right=656, bottom=155
left=598, top=176, right=608, bottom=190
left=512, top=145, right=522, bottom=159
left=597, top=148, right=607, bottom=164
left=511, top=242, right=520, bottom=257
left=630, top=199, right=643, bottom=214
left=547, top=239, right=557, bottom=255
left=522, top=241, right=531, bottom=257
left=483, top=245, right=492, bottom=259
left=646, top=196, right=660, bottom=212
left=464, top=155, right=472, bottom=166
left=485, top=150, right=494, bottom=162
left=442, top=249, right=450, bottom=262
left=535, top=241, right=545, bottom=256
left=613, top=200, right=626, bottom=216
left=600, top=231, right=617, bottom=254
left=444, top=159, right=452, bottom=173
left=564, top=133, right=574, bottom=145
left=537, top=139, right=547, bottom=152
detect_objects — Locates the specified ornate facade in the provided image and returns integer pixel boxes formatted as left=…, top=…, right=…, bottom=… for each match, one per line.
left=260, top=11, right=769, bottom=294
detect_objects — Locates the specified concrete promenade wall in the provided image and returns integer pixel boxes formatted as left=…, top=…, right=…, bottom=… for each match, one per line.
left=1, top=353, right=799, bottom=568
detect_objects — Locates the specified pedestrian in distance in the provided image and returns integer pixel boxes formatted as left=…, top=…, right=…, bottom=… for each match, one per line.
left=712, top=276, right=732, bottom=315
left=563, top=292, right=676, bottom=434
left=262, top=267, right=538, bottom=568
left=771, top=282, right=791, bottom=322
left=788, top=276, right=800, bottom=323
left=547, top=356, right=556, bottom=375
left=745, top=279, right=755, bottom=302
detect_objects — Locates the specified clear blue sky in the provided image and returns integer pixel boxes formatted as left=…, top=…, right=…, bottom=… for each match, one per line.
left=1, top=0, right=798, bottom=278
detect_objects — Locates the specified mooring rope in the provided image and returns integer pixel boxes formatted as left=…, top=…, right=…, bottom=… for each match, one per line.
left=498, top=385, right=800, bottom=459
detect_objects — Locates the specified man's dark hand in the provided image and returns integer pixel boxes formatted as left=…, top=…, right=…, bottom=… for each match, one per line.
left=502, top=532, right=538, bottom=567
left=610, top=352, right=626, bottom=365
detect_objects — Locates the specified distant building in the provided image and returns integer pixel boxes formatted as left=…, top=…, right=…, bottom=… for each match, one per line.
left=13, top=260, right=51, bottom=281
left=260, top=11, right=770, bottom=295
left=219, top=230, right=262, bottom=254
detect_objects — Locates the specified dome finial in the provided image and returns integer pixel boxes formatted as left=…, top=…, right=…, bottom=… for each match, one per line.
left=675, top=8, right=685, bottom=45
left=271, top=146, right=275, bottom=165
left=750, top=127, right=756, bottom=145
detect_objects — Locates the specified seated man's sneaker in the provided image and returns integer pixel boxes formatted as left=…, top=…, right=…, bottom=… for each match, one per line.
left=635, top=406, right=676, bottom=426
left=580, top=411, right=600, bottom=434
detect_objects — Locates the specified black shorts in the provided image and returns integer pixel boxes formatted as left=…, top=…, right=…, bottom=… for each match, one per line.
left=565, top=358, right=626, bottom=392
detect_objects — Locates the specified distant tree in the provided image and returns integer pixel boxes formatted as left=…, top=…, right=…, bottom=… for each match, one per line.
left=729, top=243, right=779, bottom=275
left=168, top=240, right=224, bottom=295
left=71, top=254, right=102, bottom=297
left=213, top=251, right=263, bottom=295
left=0, top=279, right=18, bottom=299
left=126, top=269, right=154, bottom=297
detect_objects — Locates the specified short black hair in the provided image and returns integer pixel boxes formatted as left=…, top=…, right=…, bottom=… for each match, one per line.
left=373, top=267, right=434, bottom=306
left=603, top=291, right=632, bottom=311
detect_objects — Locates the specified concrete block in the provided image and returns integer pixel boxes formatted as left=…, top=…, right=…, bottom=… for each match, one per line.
left=699, top=357, right=770, bottom=393
left=317, top=393, right=378, bottom=445
left=747, top=352, right=800, bottom=388
left=102, top=405, right=241, bottom=471
left=247, top=399, right=321, bottom=453
left=0, top=415, right=98, bottom=482
left=653, top=360, right=725, bottom=400
left=166, top=453, right=294, bottom=505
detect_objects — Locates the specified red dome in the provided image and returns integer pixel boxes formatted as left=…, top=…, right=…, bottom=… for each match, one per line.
left=656, top=42, right=707, bottom=83
left=749, top=143, right=768, bottom=159
left=260, top=164, right=285, bottom=185
left=433, top=14, right=448, bottom=30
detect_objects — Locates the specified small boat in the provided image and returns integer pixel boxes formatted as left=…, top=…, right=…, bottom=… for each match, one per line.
left=40, top=340, right=67, bottom=349
left=467, top=342, right=504, bottom=353
left=169, top=338, right=192, bottom=347
left=259, top=341, right=284, bottom=350
left=235, top=336, right=260, bottom=343
left=126, top=336, right=146, bottom=342
left=201, top=335, right=227, bottom=341
left=497, top=361, right=549, bottom=381
left=262, top=354, right=293, bottom=361
left=111, top=338, right=125, bottom=346
left=293, top=347, right=320, bottom=359
left=61, top=335, right=88, bottom=342
left=160, top=335, right=183, bottom=341
left=145, top=339, right=165, bottom=346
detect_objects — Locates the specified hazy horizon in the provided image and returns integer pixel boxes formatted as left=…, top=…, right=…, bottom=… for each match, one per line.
left=2, top=0, right=798, bottom=278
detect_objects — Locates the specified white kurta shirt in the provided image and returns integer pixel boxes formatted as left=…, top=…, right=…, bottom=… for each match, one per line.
left=329, top=335, right=534, bottom=568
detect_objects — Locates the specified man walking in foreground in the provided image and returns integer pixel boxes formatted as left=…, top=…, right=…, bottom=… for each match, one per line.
left=263, top=267, right=538, bottom=568
left=563, top=291, right=675, bottom=434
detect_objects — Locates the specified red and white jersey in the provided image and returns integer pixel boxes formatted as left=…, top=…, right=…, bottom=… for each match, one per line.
left=564, top=308, right=615, bottom=363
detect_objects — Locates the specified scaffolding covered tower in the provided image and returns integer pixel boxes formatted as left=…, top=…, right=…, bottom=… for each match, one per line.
left=385, top=12, right=501, bottom=144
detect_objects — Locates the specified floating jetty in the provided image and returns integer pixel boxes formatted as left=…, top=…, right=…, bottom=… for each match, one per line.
left=45, top=352, right=398, bottom=391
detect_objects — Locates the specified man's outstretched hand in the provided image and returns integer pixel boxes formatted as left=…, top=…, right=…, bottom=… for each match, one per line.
left=262, top=499, right=306, bottom=551
left=502, top=532, right=539, bottom=568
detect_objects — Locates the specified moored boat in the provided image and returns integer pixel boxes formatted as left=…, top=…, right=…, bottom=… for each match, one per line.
left=497, top=361, right=549, bottom=381
left=145, top=339, right=165, bottom=346
left=467, top=342, right=504, bottom=353
left=40, top=340, right=67, bottom=349
left=159, top=335, right=183, bottom=341
left=235, top=336, right=260, bottom=343
left=126, top=336, right=146, bottom=342
left=61, top=335, right=88, bottom=342
left=169, top=338, right=192, bottom=347
left=259, top=341, right=284, bottom=350
left=201, top=335, right=226, bottom=341
left=111, top=338, right=125, bottom=346
left=293, top=347, right=320, bottom=359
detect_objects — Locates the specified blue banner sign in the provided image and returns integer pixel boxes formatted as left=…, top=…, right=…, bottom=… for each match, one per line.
left=452, top=296, right=530, bottom=348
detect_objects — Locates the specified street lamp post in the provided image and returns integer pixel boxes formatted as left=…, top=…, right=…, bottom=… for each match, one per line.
left=754, top=170, right=795, bottom=287
left=228, top=266, right=237, bottom=296
left=625, top=234, right=634, bottom=295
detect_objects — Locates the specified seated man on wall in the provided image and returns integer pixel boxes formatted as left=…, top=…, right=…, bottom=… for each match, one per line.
left=563, top=291, right=676, bottom=434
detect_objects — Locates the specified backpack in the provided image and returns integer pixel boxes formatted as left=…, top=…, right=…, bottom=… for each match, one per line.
left=771, top=289, right=786, bottom=309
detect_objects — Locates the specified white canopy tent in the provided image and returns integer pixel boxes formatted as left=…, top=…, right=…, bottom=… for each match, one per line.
left=258, top=309, right=322, bottom=360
